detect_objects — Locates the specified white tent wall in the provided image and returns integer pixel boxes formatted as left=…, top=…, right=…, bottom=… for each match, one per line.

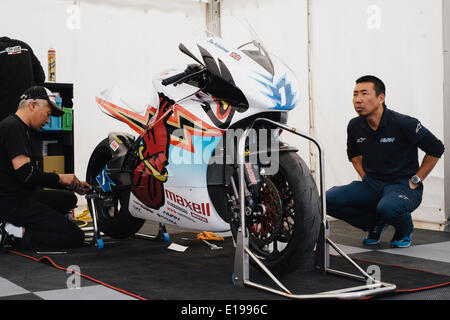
left=222, top=0, right=446, bottom=229
left=0, top=0, right=206, bottom=206
left=0, top=0, right=446, bottom=228
left=308, top=0, right=445, bottom=228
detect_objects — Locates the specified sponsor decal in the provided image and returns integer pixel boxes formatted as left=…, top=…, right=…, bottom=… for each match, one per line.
left=191, top=212, right=208, bottom=223
left=229, top=51, right=241, bottom=61
left=167, top=207, right=197, bottom=223
left=157, top=212, right=179, bottom=225
left=110, top=139, right=120, bottom=152
left=207, top=38, right=229, bottom=53
left=165, top=189, right=210, bottom=216
left=167, top=202, right=188, bottom=214
left=131, top=199, right=154, bottom=215
left=162, top=210, right=180, bottom=222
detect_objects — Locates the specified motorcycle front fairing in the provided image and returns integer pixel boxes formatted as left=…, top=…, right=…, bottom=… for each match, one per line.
left=94, top=21, right=301, bottom=232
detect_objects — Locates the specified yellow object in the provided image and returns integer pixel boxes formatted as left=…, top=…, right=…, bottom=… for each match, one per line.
left=196, top=231, right=224, bottom=241
left=75, top=209, right=92, bottom=228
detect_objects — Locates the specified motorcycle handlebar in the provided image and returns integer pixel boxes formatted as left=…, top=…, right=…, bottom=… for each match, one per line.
left=161, top=65, right=204, bottom=86
left=161, top=71, right=188, bottom=86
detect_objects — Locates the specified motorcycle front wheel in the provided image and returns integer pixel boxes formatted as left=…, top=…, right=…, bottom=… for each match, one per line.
left=86, top=138, right=145, bottom=239
left=232, top=151, right=321, bottom=275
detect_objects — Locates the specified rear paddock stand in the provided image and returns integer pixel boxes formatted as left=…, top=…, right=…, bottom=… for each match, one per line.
left=85, top=190, right=170, bottom=250
left=232, top=118, right=396, bottom=299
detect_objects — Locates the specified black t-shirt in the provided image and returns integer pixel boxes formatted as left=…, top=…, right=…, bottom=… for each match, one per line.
left=346, top=106, right=445, bottom=181
left=0, top=114, right=36, bottom=209
left=0, top=36, right=45, bottom=122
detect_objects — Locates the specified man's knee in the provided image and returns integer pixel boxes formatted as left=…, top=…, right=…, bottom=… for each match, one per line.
left=376, top=201, right=409, bottom=221
left=58, top=191, right=78, bottom=213
left=326, top=187, right=349, bottom=219
left=326, top=184, right=356, bottom=210
left=61, top=191, right=78, bottom=208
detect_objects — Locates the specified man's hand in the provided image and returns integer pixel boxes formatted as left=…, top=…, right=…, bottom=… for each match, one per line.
left=351, top=155, right=366, bottom=180
left=409, top=179, right=419, bottom=190
left=59, top=174, right=91, bottom=194
left=59, top=173, right=80, bottom=190
left=75, top=181, right=91, bottom=195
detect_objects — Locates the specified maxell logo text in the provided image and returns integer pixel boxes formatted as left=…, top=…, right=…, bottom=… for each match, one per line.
left=165, top=189, right=210, bottom=216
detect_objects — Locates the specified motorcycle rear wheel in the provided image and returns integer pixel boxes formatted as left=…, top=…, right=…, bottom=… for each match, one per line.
left=86, top=138, right=145, bottom=239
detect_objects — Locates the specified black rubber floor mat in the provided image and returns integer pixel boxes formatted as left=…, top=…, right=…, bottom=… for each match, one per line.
left=8, top=232, right=450, bottom=300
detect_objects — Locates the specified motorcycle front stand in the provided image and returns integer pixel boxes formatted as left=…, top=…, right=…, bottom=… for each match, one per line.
left=232, top=118, right=397, bottom=300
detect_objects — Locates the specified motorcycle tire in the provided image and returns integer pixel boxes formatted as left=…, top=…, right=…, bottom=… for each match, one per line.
left=234, top=151, right=321, bottom=276
left=86, top=138, right=145, bottom=239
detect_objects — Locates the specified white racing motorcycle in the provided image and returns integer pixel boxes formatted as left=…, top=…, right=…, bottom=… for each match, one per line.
left=85, top=24, right=321, bottom=275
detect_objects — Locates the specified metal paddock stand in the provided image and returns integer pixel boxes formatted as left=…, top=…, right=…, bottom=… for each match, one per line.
left=85, top=188, right=170, bottom=250
left=85, top=190, right=104, bottom=249
left=232, top=118, right=397, bottom=299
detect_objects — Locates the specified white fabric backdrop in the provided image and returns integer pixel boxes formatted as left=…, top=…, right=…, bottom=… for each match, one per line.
left=0, top=0, right=445, bottom=226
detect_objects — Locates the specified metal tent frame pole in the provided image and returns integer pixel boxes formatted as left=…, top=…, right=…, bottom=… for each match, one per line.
left=443, top=0, right=450, bottom=232
left=232, top=118, right=396, bottom=299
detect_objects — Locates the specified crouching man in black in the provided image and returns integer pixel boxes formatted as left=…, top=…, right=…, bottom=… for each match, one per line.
left=0, top=86, right=90, bottom=250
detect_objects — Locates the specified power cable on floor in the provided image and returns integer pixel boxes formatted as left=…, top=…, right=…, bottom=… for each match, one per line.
left=8, top=249, right=148, bottom=300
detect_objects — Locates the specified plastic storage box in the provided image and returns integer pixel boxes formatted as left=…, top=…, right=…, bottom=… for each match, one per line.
left=62, top=107, right=73, bottom=131
left=41, top=96, right=63, bottom=131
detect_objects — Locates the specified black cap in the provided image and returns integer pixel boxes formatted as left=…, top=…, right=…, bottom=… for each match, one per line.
left=20, top=86, right=64, bottom=117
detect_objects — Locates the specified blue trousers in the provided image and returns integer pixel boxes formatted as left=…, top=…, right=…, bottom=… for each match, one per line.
left=326, top=175, right=423, bottom=235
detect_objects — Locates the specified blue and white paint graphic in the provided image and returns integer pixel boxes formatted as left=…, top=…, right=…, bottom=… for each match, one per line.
left=96, top=165, right=116, bottom=192
left=253, top=72, right=298, bottom=110
left=167, top=135, right=222, bottom=188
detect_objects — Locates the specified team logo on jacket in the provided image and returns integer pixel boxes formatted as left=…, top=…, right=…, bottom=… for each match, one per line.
left=357, top=137, right=366, bottom=143
left=416, top=122, right=422, bottom=133
left=380, top=137, right=395, bottom=143
left=4, top=46, right=24, bottom=55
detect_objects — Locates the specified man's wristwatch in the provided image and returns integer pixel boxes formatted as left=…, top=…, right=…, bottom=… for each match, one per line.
left=411, top=175, right=422, bottom=185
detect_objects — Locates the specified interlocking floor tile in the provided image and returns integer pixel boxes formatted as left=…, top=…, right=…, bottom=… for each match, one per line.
left=380, top=241, right=450, bottom=264
left=34, top=285, right=137, bottom=300
left=0, top=276, right=30, bottom=298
